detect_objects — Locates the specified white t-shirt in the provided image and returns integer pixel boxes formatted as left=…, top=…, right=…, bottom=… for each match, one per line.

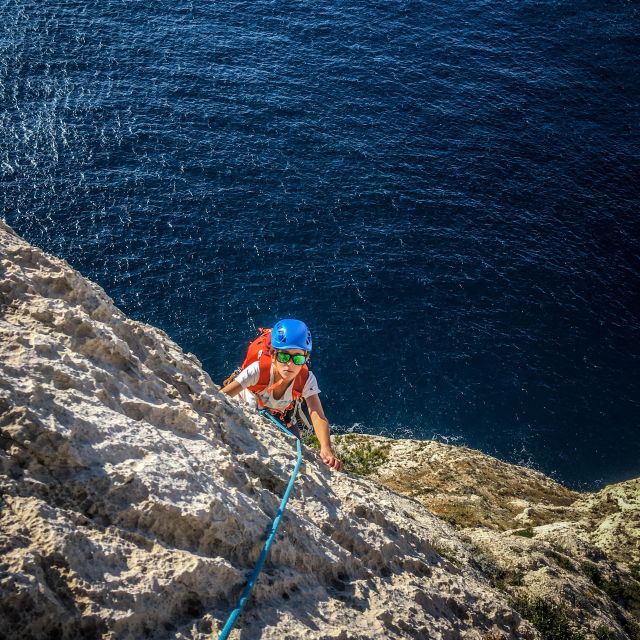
left=235, top=361, right=321, bottom=412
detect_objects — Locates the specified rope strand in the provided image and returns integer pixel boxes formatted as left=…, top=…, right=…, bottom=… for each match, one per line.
left=217, top=411, right=302, bottom=640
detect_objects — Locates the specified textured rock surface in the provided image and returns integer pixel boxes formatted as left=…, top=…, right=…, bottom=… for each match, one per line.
left=2, top=220, right=639, bottom=639
left=336, top=435, right=580, bottom=530
left=0, top=220, right=541, bottom=639
left=335, top=435, right=640, bottom=638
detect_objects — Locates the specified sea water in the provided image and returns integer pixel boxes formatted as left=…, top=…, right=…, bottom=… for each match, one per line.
left=2, top=0, right=638, bottom=489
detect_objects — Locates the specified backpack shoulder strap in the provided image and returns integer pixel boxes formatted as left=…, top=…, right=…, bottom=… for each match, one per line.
left=247, top=353, right=272, bottom=392
left=292, top=366, right=310, bottom=399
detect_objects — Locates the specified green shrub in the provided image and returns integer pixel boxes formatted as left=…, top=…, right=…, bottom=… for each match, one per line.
left=511, top=596, right=586, bottom=640
left=581, top=561, right=640, bottom=619
left=470, top=549, right=507, bottom=586
left=432, top=543, right=461, bottom=567
left=512, top=527, right=535, bottom=538
left=468, top=548, right=522, bottom=589
left=335, top=438, right=389, bottom=476
left=581, top=560, right=606, bottom=588
left=594, top=624, right=619, bottom=640
left=625, top=619, right=640, bottom=640
left=546, top=549, right=576, bottom=573
left=302, top=432, right=320, bottom=450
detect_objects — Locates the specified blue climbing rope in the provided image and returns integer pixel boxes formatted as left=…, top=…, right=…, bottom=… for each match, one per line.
left=217, top=410, right=302, bottom=640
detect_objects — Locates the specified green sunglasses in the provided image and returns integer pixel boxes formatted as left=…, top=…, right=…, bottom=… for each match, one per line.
left=275, top=351, right=307, bottom=366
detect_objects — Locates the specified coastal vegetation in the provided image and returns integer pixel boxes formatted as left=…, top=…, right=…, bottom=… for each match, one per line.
left=332, top=433, right=390, bottom=476
left=511, top=596, right=586, bottom=640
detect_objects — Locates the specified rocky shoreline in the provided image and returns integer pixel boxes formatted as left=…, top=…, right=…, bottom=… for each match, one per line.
left=1, top=219, right=638, bottom=639
left=333, top=433, right=639, bottom=639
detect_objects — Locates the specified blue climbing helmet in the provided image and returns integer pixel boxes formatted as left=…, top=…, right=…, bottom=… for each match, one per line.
left=270, top=319, right=313, bottom=352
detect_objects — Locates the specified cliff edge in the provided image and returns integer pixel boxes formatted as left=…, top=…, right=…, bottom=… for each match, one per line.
left=0, top=220, right=637, bottom=640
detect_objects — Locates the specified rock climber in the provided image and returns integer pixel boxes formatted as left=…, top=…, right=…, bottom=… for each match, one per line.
left=221, top=318, right=343, bottom=472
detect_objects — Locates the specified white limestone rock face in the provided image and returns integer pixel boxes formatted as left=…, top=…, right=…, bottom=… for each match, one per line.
left=0, top=219, right=539, bottom=639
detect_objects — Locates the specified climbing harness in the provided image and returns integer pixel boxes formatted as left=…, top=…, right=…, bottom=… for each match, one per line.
left=217, top=410, right=303, bottom=640
left=291, top=397, right=313, bottom=435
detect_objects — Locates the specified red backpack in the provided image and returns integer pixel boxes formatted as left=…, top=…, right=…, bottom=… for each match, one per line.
left=226, top=327, right=310, bottom=411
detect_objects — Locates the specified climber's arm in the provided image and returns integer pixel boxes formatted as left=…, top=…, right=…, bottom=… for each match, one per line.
left=221, top=380, right=243, bottom=398
left=305, top=393, right=343, bottom=472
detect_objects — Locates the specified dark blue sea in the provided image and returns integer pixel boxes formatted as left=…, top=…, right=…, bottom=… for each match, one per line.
left=2, top=0, right=639, bottom=490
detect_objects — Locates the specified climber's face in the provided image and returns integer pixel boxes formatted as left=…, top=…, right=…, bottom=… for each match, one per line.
left=272, top=349, right=307, bottom=381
